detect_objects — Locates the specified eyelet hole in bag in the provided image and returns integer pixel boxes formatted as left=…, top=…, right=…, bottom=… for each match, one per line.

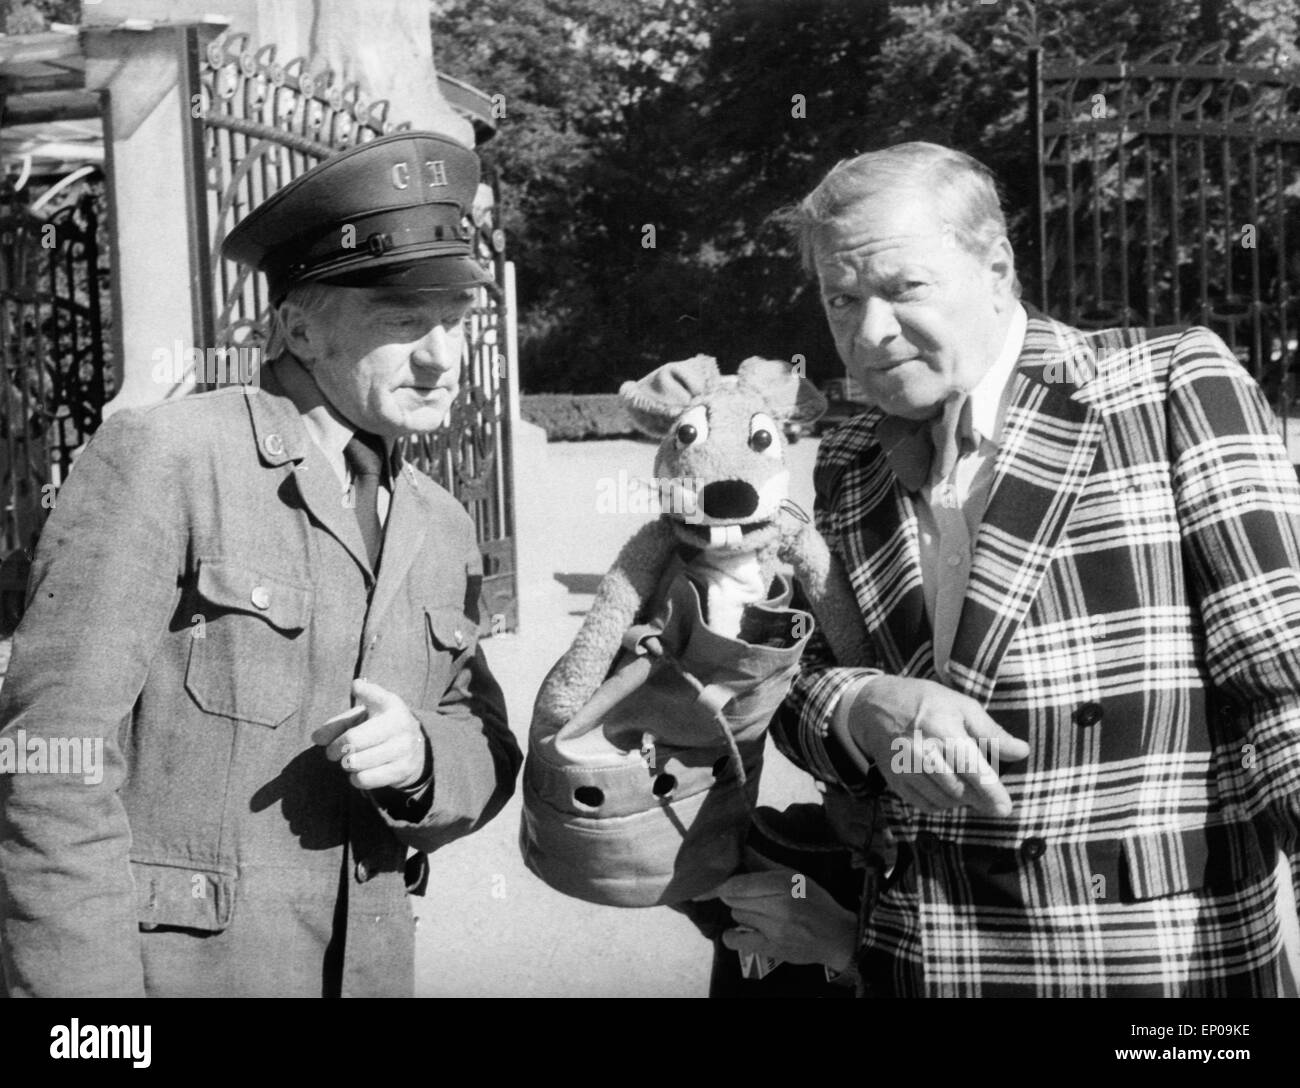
left=574, top=786, right=604, bottom=809
left=652, top=773, right=678, bottom=799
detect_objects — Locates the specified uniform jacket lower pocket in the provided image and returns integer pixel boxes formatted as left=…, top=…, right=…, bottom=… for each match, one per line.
left=133, top=859, right=236, bottom=933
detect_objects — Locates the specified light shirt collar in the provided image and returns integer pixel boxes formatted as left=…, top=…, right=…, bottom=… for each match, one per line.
left=967, top=302, right=1027, bottom=448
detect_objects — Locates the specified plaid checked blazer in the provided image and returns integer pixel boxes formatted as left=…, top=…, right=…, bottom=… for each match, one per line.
left=774, top=316, right=1300, bottom=996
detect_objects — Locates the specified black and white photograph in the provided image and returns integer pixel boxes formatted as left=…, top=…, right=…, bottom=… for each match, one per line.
left=0, top=0, right=1297, bottom=1057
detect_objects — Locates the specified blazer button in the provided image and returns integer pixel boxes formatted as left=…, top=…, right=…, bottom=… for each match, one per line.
left=354, top=860, right=371, bottom=883
left=1073, top=701, right=1104, bottom=728
left=250, top=585, right=271, bottom=610
left=916, top=830, right=940, bottom=856
left=1020, top=836, right=1047, bottom=862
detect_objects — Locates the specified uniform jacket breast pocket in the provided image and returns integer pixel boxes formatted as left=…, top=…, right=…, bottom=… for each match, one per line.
left=185, top=559, right=313, bottom=727
left=423, top=604, right=478, bottom=707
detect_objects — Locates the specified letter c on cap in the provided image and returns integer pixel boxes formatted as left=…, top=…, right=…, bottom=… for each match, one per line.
left=391, top=162, right=410, bottom=190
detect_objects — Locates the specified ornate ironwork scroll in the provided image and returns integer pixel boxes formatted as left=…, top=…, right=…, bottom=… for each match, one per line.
left=193, top=30, right=397, bottom=355
left=1032, top=42, right=1300, bottom=407
left=0, top=191, right=108, bottom=564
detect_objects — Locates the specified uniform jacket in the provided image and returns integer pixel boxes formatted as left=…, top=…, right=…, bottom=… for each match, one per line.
left=0, top=364, right=520, bottom=997
left=775, top=317, right=1300, bottom=996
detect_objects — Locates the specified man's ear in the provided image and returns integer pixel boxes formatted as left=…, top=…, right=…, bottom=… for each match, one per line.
left=620, top=355, right=720, bottom=437
left=987, top=235, right=1017, bottom=308
left=736, top=357, right=827, bottom=426
left=277, top=298, right=324, bottom=365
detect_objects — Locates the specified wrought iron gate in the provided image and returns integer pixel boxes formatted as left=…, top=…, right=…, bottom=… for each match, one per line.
left=0, top=190, right=108, bottom=627
left=189, top=28, right=517, bottom=632
left=1031, top=42, right=1300, bottom=413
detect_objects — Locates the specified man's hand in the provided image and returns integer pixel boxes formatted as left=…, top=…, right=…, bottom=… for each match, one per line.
left=834, top=675, right=1029, bottom=816
left=715, top=870, right=858, bottom=971
left=312, top=679, right=430, bottom=791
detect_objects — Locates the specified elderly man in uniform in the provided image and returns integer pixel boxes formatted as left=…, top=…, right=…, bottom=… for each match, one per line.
left=717, top=141, right=1300, bottom=997
left=0, top=132, right=520, bottom=997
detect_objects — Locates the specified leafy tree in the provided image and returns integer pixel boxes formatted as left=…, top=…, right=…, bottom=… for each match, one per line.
left=434, top=0, right=1297, bottom=392
left=19, top=0, right=1300, bottom=393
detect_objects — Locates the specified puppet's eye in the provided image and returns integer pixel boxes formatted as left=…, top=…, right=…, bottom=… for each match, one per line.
left=674, top=405, right=709, bottom=448
left=749, top=412, right=780, bottom=457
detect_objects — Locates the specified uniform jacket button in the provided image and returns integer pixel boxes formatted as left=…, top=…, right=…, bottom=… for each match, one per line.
left=250, top=585, right=271, bottom=610
left=1073, top=701, right=1104, bottom=728
left=354, top=860, right=370, bottom=883
left=1020, top=836, right=1047, bottom=861
left=916, top=830, right=940, bottom=856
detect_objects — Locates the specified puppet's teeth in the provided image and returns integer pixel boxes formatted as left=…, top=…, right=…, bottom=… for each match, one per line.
left=706, top=524, right=745, bottom=547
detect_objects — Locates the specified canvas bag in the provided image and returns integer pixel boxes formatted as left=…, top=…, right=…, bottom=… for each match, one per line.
left=521, top=554, right=814, bottom=906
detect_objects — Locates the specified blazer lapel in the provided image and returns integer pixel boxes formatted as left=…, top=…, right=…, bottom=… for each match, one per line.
left=837, top=427, right=934, bottom=676
left=946, top=319, right=1105, bottom=703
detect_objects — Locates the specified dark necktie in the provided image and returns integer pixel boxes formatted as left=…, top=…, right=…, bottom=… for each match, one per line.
left=876, top=393, right=977, bottom=493
left=343, top=431, right=387, bottom=569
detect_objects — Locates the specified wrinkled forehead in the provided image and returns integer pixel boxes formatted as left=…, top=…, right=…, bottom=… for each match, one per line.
left=812, top=190, right=956, bottom=281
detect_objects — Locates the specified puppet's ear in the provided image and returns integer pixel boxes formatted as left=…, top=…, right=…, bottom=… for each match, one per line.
left=736, top=356, right=827, bottom=425
left=620, top=355, right=720, bottom=437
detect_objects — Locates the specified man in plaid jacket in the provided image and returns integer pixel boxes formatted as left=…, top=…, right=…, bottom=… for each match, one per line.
left=717, top=142, right=1300, bottom=996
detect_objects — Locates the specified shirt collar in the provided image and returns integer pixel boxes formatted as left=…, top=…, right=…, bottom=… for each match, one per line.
left=967, top=302, right=1026, bottom=449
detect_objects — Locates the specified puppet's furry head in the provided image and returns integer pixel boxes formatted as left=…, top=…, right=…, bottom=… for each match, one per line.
left=620, top=356, right=826, bottom=555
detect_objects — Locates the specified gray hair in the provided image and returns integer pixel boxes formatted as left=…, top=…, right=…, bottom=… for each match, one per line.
left=265, top=280, right=338, bottom=359
left=784, top=142, right=1021, bottom=296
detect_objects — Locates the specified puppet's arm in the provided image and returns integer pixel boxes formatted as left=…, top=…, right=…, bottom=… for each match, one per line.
left=532, top=518, right=678, bottom=730
left=777, top=520, right=870, bottom=669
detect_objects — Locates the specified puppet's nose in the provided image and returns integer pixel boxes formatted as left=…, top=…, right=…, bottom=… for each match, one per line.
left=700, top=480, right=758, bottom=519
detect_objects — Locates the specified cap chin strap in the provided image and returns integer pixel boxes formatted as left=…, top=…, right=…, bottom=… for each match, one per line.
left=266, top=212, right=469, bottom=285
